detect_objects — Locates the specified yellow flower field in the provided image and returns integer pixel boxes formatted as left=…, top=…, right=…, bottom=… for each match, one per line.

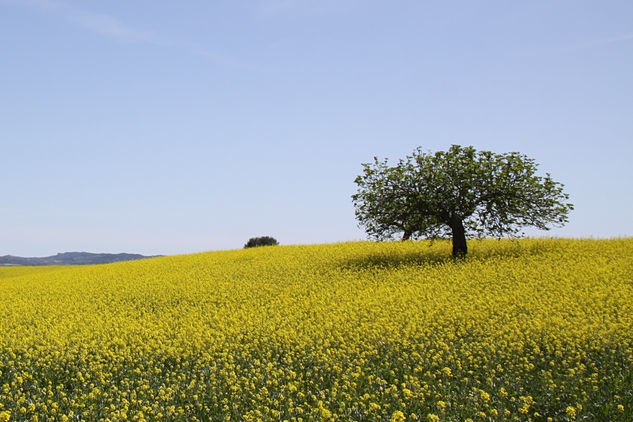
left=0, top=239, right=631, bottom=421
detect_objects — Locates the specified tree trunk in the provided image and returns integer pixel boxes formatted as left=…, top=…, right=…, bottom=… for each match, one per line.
left=450, top=219, right=467, bottom=258
left=402, top=230, right=411, bottom=241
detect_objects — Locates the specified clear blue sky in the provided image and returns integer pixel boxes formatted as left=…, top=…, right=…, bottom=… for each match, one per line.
left=1, top=0, right=632, bottom=256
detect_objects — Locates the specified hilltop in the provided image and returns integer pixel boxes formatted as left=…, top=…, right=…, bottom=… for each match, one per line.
left=0, top=251, right=161, bottom=266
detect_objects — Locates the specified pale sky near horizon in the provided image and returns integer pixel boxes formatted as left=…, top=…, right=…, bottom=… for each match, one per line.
left=1, top=0, right=632, bottom=257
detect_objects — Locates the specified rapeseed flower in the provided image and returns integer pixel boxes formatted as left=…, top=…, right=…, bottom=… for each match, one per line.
left=0, top=238, right=630, bottom=420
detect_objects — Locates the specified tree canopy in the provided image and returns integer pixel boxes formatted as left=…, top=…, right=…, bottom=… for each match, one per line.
left=244, top=236, right=279, bottom=248
left=352, top=145, right=573, bottom=257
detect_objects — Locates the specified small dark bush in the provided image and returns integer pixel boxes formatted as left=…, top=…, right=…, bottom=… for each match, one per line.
left=244, top=236, right=279, bottom=248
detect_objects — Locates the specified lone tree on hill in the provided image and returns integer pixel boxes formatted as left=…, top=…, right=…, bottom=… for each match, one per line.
left=352, top=145, right=573, bottom=258
left=244, top=236, right=279, bottom=248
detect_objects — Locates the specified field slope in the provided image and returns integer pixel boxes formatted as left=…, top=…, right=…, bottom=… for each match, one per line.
left=0, top=239, right=631, bottom=421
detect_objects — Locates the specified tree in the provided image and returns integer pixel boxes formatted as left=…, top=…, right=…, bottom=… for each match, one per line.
left=244, top=236, right=279, bottom=248
left=352, top=145, right=573, bottom=257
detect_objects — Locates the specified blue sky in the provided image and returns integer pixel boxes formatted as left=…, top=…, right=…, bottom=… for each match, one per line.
left=1, top=0, right=632, bottom=256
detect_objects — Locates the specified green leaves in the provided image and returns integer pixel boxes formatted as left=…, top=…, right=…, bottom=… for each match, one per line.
left=352, top=145, right=574, bottom=255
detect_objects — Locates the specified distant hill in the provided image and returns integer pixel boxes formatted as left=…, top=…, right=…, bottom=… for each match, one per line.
left=0, top=252, right=161, bottom=266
